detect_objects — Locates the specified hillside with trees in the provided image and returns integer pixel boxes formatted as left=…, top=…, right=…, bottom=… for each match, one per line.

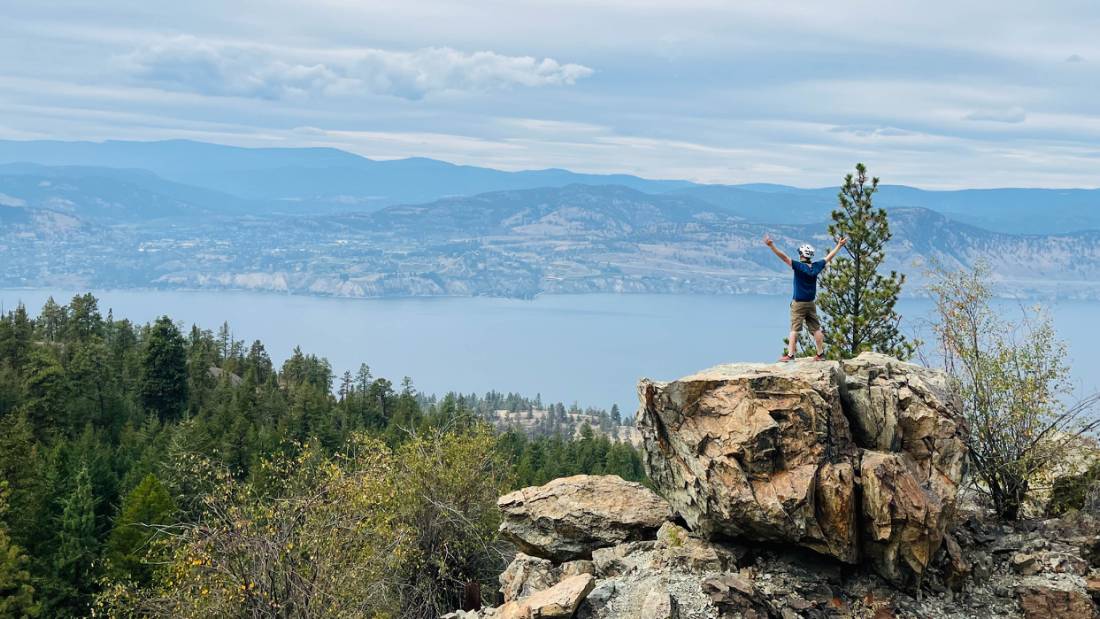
left=0, top=294, right=644, bottom=617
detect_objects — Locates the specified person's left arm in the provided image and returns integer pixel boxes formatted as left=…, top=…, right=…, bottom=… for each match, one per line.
left=823, top=237, right=848, bottom=264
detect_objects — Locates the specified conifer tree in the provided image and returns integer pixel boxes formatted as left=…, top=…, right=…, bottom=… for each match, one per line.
left=50, top=467, right=99, bottom=616
left=139, top=317, right=189, bottom=422
left=816, top=163, right=915, bottom=359
left=0, top=481, right=40, bottom=618
left=106, top=474, right=173, bottom=584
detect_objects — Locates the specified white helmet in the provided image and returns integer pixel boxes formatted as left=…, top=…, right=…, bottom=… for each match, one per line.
left=798, top=244, right=815, bottom=260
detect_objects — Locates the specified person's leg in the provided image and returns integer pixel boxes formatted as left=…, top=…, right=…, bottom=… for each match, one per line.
left=805, top=304, right=823, bottom=357
left=787, top=302, right=804, bottom=359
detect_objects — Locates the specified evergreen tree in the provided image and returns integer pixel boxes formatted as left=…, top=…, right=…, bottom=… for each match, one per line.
left=0, top=483, right=40, bottom=618
left=106, top=474, right=173, bottom=585
left=139, top=317, right=189, bottom=422
left=49, top=467, right=99, bottom=616
left=816, top=163, right=915, bottom=359
left=20, top=349, right=65, bottom=439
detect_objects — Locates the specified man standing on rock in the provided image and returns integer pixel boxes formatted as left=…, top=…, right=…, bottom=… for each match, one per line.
left=764, top=234, right=847, bottom=361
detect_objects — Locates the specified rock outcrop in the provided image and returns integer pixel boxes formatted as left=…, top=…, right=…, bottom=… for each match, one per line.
left=638, top=352, right=967, bottom=586
left=497, top=475, right=672, bottom=562
left=446, top=355, right=1100, bottom=619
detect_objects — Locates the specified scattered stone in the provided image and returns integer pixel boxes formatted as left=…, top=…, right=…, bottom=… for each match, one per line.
left=639, top=589, right=679, bottom=619
left=1016, top=584, right=1098, bottom=619
left=499, top=553, right=560, bottom=603
left=497, top=475, right=672, bottom=562
left=1087, top=578, right=1100, bottom=603
left=652, top=522, right=741, bottom=572
left=701, top=573, right=775, bottom=617
left=493, top=574, right=596, bottom=619
left=940, top=532, right=972, bottom=590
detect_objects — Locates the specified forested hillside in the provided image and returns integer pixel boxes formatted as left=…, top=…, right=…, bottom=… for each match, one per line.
left=0, top=294, right=644, bottom=617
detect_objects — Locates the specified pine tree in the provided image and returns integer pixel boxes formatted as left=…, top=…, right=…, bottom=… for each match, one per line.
left=50, top=467, right=99, bottom=616
left=816, top=163, right=915, bottom=359
left=106, top=473, right=174, bottom=584
left=139, top=316, right=189, bottom=422
left=20, top=348, right=65, bottom=439
left=0, top=481, right=40, bottom=618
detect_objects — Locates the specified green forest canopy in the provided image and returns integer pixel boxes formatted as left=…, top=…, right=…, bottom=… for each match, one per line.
left=0, top=294, right=645, bottom=617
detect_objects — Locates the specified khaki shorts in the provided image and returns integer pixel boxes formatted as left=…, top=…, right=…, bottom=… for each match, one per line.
left=790, top=301, right=821, bottom=333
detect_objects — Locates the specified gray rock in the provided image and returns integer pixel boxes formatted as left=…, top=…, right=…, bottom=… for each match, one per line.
left=498, top=475, right=672, bottom=562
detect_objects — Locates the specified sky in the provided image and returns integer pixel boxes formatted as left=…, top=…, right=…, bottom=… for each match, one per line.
left=2, top=1, right=1099, bottom=188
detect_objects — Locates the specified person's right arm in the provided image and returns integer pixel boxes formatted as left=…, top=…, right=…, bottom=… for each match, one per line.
left=764, top=234, right=792, bottom=267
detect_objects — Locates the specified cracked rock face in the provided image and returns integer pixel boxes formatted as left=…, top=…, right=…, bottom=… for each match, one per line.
left=637, top=352, right=968, bottom=586
left=497, top=474, right=673, bottom=562
left=840, top=353, right=968, bottom=521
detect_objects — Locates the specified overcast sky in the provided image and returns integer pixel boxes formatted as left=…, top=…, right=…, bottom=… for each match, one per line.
left=2, top=1, right=1099, bottom=188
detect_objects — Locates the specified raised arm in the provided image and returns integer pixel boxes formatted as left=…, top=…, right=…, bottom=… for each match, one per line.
left=763, top=234, right=792, bottom=267
left=824, top=237, right=848, bottom=263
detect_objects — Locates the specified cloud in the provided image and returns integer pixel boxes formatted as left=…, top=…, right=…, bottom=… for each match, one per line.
left=120, top=36, right=593, bottom=100
left=963, top=107, right=1028, bottom=123
left=1065, top=54, right=1086, bottom=63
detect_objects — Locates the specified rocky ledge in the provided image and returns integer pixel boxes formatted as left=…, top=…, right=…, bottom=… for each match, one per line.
left=445, top=354, right=1100, bottom=618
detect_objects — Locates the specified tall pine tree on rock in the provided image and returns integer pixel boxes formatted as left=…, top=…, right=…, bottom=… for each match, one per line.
left=816, top=164, right=915, bottom=359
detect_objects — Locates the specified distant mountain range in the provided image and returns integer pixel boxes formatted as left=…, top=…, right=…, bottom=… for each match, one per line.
left=1, top=138, right=1098, bottom=233
left=1, top=139, right=1098, bottom=299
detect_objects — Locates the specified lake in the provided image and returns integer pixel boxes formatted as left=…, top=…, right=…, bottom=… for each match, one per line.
left=1, top=289, right=1097, bottom=412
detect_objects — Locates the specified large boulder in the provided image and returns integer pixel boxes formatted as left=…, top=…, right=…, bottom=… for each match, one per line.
left=637, top=360, right=860, bottom=563
left=497, top=475, right=672, bottom=562
left=638, top=352, right=968, bottom=586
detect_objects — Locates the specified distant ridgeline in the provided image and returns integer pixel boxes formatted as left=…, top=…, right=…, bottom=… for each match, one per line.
left=0, top=293, right=644, bottom=618
left=2, top=139, right=1100, bottom=300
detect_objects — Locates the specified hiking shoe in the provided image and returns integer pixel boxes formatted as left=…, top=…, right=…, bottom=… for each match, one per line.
left=778, top=355, right=794, bottom=363
left=814, top=354, right=825, bottom=361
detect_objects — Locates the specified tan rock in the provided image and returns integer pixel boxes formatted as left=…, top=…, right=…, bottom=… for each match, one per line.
left=840, top=353, right=968, bottom=519
left=1016, top=584, right=1099, bottom=619
left=499, top=554, right=560, bottom=603
left=860, top=451, right=947, bottom=587
left=940, top=532, right=971, bottom=590
left=637, top=353, right=967, bottom=586
left=638, top=360, right=859, bottom=563
left=651, top=521, right=741, bottom=572
left=497, top=475, right=672, bottom=562
left=494, top=574, right=596, bottom=619
left=640, top=589, right=679, bottom=619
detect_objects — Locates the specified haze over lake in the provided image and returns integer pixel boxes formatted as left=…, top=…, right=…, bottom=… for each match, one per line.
left=2, top=290, right=1097, bottom=411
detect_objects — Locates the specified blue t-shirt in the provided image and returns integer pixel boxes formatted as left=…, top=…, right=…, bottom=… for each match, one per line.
left=791, top=260, right=826, bottom=301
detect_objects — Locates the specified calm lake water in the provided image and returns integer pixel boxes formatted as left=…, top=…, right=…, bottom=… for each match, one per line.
left=1, top=290, right=1097, bottom=411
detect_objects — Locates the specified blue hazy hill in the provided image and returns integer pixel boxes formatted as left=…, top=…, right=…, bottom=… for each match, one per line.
left=0, top=139, right=693, bottom=209
left=671, top=184, right=1100, bottom=234
left=0, top=139, right=1097, bottom=233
